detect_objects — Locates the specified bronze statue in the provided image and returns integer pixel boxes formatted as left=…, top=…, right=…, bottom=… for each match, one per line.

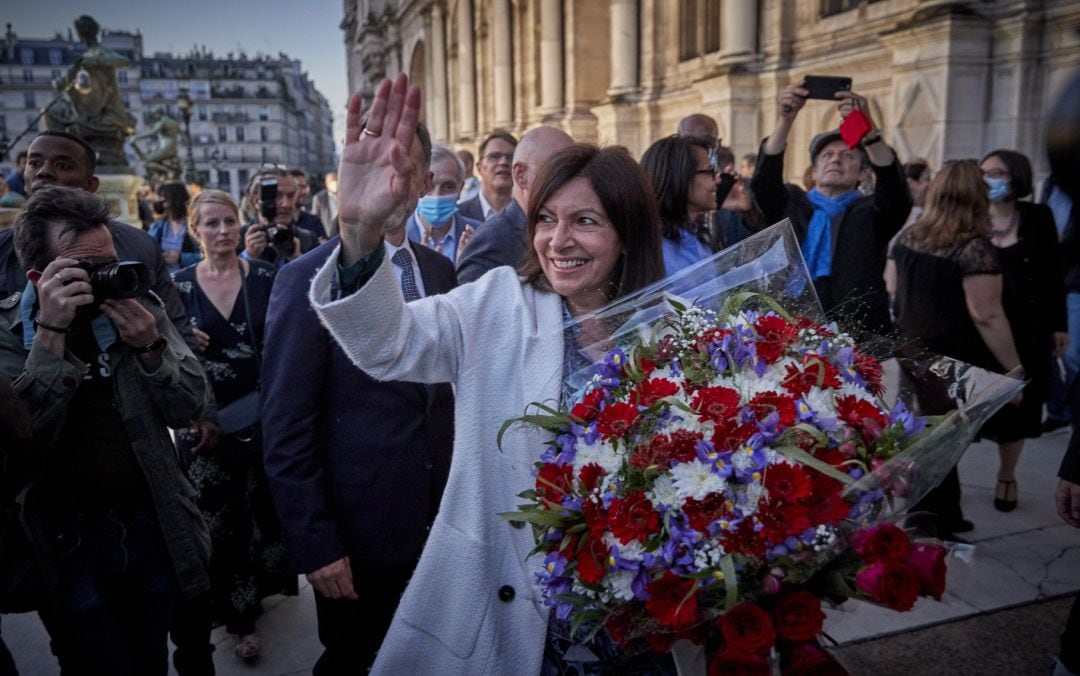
left=45, top=15, right=137, bottom=171
left=131, top=108, right=182, bottom=182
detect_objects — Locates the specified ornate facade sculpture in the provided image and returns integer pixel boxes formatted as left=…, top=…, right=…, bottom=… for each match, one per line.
left=130, top=108, right=182, bottom=182
left=45, top=15, right=138, bottom=171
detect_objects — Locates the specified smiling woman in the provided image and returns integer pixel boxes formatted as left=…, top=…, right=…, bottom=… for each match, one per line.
left=305, top=72, right=673, bottom=675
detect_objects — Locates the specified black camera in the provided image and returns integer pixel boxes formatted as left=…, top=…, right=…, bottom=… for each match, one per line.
left=259, top=177, right=278, bottom=222
left=74, top=257, right=151, bottom=304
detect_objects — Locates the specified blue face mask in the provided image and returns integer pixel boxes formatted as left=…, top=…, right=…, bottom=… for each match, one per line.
left=984, top=176, right=1010, bottom=203
left=417, top=194, right=459, bottom=226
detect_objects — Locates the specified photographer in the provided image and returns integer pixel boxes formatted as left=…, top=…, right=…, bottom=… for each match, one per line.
left=1, top=186, right=210, bottom=673
left=240, top=168, right=318, bottom=267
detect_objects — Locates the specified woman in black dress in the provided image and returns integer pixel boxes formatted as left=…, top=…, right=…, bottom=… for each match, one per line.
left=890, top=159, right=1023, bottom=537
left=172, top=190, right=294, bottom=661
left=980, top=150, right=1068, bottom=511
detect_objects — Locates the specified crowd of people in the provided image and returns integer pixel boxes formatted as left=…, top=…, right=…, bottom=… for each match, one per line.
left=0, top=70, right=1078, bottom=675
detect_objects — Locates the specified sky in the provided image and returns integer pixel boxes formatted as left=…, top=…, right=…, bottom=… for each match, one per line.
left=8, top=0, right=350, bottom=146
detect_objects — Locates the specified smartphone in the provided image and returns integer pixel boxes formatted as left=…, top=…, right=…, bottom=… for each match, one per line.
left=803, top=75, right=852, bottom=101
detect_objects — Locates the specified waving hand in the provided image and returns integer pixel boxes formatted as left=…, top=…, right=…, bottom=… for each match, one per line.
left=336, top=74, right=423, bottom=264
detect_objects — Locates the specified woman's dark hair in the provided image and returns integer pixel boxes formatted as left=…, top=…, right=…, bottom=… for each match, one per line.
left=158, top=181, right=191, bottom=220
left=904, top=160, right=930, bottom=182
left=981, top=149, right=1034, bottom=200
left=519, top=144, right=664, bottom=300
left=640, top=135, right=713, bottom=240
left=14, top=186, right=113, bottom=272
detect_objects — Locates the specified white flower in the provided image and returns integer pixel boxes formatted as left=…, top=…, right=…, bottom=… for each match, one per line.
left=731, top=370, right=776, bottom=400
left=838, top=381, right=876, bottom=404
left=606, top=569, right=638, bottom=602
left=647, top=474, right=682, bottom=509
left=574, top=437, right=623, bottom=475
left=802, top=387, right=836, bottom=418
left=670, top=458, right=727, bottom=502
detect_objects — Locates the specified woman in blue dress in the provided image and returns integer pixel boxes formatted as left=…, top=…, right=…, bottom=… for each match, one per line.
left=171, top=189, right=293, bottom=662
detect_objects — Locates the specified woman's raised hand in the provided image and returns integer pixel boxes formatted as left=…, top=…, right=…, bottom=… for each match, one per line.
left=336, top=74, right=422, bottom=264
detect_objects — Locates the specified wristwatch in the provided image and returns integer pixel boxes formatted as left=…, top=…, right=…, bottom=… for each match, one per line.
left=131, top=337, right=167, bottom=354
left=862, top=129, right=884, bottom=146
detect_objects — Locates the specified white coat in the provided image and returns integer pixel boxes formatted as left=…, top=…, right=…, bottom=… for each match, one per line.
left=310, top=249, right=562, bottom=674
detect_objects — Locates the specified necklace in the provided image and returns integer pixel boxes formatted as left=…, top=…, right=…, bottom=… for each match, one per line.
left=990, top=211, right=1019, bottom=238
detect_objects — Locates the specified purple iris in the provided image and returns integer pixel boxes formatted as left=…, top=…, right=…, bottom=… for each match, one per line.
left=890, top=400, right=927, bottom=437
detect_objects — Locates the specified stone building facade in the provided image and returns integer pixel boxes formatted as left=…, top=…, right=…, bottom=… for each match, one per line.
left=0, top=23, right=335, bottom=202
left=342, top=0, right=1080, bottom=180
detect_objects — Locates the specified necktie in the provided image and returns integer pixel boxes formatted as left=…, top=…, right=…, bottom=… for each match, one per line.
left=392, top=247, right=421, bottom=302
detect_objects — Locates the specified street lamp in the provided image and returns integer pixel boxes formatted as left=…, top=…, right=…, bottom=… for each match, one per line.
left=176, top=86, right=198, bottom=185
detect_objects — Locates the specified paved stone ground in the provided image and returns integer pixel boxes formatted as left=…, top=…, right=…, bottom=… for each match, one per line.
left=4, top=428, right=1078, bottom=675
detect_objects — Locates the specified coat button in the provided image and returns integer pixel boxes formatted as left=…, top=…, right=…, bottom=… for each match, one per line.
left=498, top=585, right=515, bottom=602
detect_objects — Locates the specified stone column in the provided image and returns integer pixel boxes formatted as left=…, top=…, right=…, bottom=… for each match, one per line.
left=492, top=0, right=514, bottom=128
left=457, top=0, right=477, bottom=136
left=721, top=0, right=757, bottom=59
left=539, top=0, right=564, bottom=115
left=431, top=3, right=450, bottom=141
left=608, top=0, right=639, bottom=96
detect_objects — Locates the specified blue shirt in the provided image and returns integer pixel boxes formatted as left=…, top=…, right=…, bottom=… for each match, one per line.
left=662, top=228, right=713, bottom=277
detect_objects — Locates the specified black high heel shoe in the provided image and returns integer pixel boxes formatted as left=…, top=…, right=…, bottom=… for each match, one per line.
left=994, top=479, right=1018, bottom=512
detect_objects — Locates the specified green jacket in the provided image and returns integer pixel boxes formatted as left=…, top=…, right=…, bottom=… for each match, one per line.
left=0, top=290, right=211, bottom=599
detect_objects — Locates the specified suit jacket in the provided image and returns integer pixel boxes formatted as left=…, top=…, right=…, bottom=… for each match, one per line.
left=457, top=193, right=486, bottom=223
left=296, top=210, right=328, bottom=241
left=456, top=199, right=527, bottom=283
left=405, top=212, right=483, bottom=265
left=750, top=141, right=912, bottom=333
left=310, top=258, right=558, bottom=675
left=262, top=237, right=456, bottom=573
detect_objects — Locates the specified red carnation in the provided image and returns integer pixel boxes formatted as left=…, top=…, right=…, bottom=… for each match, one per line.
left=763, top=462, right=813, bottom=503
left=855, top=560, right=921, bottom=611
left=724, top=519, right=768, bottom=558
left=809, top=492, right=854, bottom=526
left=851, top=524, right=911, bottom=563
left=712, top=418, right=756, bottom=452
left=782, top=356, right=841, bottom=396
left=596, top=401, right=639, bottom=439
left=696, top=327, right=732, bottom=352
left=747, top=391, right=797, bottom=427
left=578, top=463, right=606, bottom=493
left=632, top=429, right=702, bottom=469
left=683, top=493, right=734, bottom=532
left=709, top=648, right=771, bottom=676
left=904, top=543, right=947, bottom=600
left=576, top=537, right=609, bottom=585
left=854, top=349, right=885, bottom=397
left=692, top=386, right=743, bottom=422
left=610, top=491, right=661, bottom=544
left=719, top=602, right=776, bottom=655
left=795, top=316, right=834, bottom=337
left=631, top=377, right=680, bottom=408
left=773, top=592, right=826, bottom=642
left=756, top=500, right=811, bottom=544
left=638, top=356, right=657, bottom=377
left=582, top=500, right=607, bottom=539
left=754, top=315, right=798, bottom=363
left=535, top=463, right=573, bottom=504
left=835, top=395, right=889, bottom=435
left=570, top=388, right=606, bottom=423
left=645, top=573, right=699, bottom=629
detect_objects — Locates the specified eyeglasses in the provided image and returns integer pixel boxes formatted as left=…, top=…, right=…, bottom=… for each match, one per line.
left=694, top=167, right=717, bottom=177
left=483, top=152, right=513, bottom=163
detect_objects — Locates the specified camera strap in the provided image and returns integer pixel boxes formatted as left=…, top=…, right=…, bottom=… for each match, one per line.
left=238, top=261, right=262, bottom=382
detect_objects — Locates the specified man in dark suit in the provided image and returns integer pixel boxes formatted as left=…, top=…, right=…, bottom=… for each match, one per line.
left=456, top=125, right=572, bottom=283
left=262, top=122, right=455, bottom=675
left=457, top=131, right=517, bottom=223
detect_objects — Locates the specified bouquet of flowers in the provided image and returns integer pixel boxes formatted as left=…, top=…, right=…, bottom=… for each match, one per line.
left=501, top=222, right=1022, bottom=675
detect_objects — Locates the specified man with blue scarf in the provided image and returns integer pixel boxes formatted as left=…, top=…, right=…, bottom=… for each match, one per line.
left=750, top=81, right=911, bottom=333
left=406, top=145, right=482, bottom=265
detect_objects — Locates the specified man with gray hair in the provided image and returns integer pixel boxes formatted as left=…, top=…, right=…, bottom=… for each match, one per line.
left=406, top=146, right=482, bottom=264
left=456, top=125, right=573, bottom=283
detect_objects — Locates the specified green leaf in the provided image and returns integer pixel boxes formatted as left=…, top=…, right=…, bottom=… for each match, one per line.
left=773, top=445, right=855, bottom=485
left=497, top=509, right=570, bottom=528
left=720, top=554, right=738, bottom=610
